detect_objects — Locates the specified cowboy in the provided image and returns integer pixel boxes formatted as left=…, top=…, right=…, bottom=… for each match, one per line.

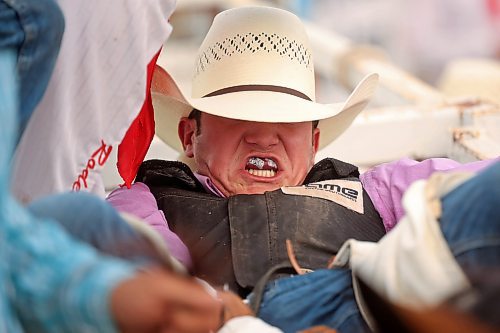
left=108, top=6, right=500, bottom=332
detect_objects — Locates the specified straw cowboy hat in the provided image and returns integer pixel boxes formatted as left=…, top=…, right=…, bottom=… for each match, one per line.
left=152, top=6, right=379, bottom=152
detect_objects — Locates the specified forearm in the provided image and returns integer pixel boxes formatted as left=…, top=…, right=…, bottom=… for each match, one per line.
left=3, top=198, right=134, bottom=333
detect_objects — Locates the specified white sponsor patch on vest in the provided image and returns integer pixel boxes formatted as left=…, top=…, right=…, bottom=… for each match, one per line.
left=281, top=180, right=364, bottom=214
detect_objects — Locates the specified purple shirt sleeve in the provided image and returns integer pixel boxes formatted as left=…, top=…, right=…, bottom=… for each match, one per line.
left=106, top=182, right=193, bottom=269
left=360, top=157, right=500, bottom=231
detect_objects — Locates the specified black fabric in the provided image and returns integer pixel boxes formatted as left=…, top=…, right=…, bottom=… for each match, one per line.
left=228, top=187, right=384, bottom=289
left=303, top=157, right=360, bottom=184
left=154, top=187, right=247, bottom=294
left=136, top=159, right=206, bottom=192
left=137, top=158, right=386, bottom=296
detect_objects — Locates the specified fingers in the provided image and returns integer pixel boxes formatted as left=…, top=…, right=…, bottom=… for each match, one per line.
left=164, top=305, right=221, bottom=333
left=217, top=290, right=254, bottom=323
left=150, top=270, right=222, bottom=332
left=111, top=268, right=221, bottom=333
left=155, top=270, right=218, bottom=308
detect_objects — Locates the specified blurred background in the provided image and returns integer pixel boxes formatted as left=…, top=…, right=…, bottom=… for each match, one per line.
left=104, top=0, right=500, bottom=190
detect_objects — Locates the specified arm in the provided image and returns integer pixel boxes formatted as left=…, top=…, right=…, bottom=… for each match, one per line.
left=4, top=201, right=221, bottom=332
left=360, top=157, right=500, bottom=231
left=3, top=198, right=134, bottom=332
left=107, top=182, right=193, bottom=269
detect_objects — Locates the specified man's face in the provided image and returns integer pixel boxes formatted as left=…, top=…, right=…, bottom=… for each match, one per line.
left=179, top=113, right=320, bottom=196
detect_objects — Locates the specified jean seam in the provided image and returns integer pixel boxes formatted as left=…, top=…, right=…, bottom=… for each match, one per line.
left=451, top=237, right=500, bottom=257
left=335, top=307, right=366, bottom=332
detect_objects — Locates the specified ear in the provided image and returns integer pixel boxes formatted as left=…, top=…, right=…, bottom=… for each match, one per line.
left=312, top=127, right=320, bottom=156
left=178, top=117, right=196, bottom=158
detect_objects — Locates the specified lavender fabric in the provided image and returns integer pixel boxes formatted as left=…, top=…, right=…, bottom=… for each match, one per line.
left=107, top=157, right=499, bottom=268
left=107, top=182, right=193, bottom=269
left=360, top=157, right=500, bottom=231
left=106, top=173, right=224, bottom=270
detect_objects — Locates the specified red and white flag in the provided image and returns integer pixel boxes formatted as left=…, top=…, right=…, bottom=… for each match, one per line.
left=12, top=0, right=176, bottom=203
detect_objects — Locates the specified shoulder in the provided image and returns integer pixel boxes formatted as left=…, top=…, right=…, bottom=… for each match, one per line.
left=106, top=182, right=158, bottom=215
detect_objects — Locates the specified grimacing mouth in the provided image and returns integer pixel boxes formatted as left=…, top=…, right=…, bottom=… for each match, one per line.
left=245, top=157, right=278, bottom=178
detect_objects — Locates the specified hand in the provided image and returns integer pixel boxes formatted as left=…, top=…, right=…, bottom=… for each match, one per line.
left=111, top=268, right=221, bottom=333
left=217, top=290, right=254, bottom=324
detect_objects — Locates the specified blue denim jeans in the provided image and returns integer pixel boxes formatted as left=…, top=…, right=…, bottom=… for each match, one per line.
left=1, top=2, right=64, bottom=331
left=440, top=161, right=500, bottom=274
left=0, top=0, right=64, bottom=137
left=0, top=48, right=17, bottom=190
left=256, top=162, right=500, bottom=333
left=257, top=268, right=370, bottom=333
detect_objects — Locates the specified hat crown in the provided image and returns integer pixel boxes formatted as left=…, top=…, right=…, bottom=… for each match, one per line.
left=192, top=6, right=315, bottom=100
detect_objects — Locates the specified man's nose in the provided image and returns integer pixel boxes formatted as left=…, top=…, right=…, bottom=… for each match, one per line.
left=243, top=124, right=280, bottom=150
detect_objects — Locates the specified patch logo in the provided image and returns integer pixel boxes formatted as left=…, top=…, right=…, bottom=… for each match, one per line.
left=281, top=179, right=364, bottom=214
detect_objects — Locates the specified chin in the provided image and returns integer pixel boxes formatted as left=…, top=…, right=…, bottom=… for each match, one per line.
left=240, top=184, right=282, bottom=195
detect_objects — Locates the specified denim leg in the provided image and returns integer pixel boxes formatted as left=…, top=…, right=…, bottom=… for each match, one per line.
left=0, top=1, right=24, bottom=50
left=28, top=192, right=165, bottom=267
left=0, top=48, right=19, bottom=202
left=2, top=0, right=64, bottom=137
left=256, top=269, right=370, bottom=333
left=440, top=161, right=500, bottom=275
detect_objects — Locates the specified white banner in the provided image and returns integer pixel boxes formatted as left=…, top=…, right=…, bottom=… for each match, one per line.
left=12, top=0, right=176, bottom=203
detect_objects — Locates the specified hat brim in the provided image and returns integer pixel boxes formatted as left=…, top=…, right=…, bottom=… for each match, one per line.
left=152, top=72, right=378, bottom=151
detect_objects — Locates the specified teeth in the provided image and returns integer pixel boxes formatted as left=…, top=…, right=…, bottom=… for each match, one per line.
left=247, top=157, right=265, bottom=169
left=247, top=157, right=278, bottom=170
left=267, top=159, right=277, bottom=169
left=247, top=169, right=276, bottom=177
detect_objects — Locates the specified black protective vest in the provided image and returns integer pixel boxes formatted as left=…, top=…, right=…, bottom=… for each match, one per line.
left=136, top=158, right=385, bottom=296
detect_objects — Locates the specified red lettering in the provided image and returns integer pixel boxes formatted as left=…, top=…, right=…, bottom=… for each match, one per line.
left=73, top=140, right=113, bottom=191
left=92, top=140, right=112, bottom=166
left=87, top=157, right=96, bottom=170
